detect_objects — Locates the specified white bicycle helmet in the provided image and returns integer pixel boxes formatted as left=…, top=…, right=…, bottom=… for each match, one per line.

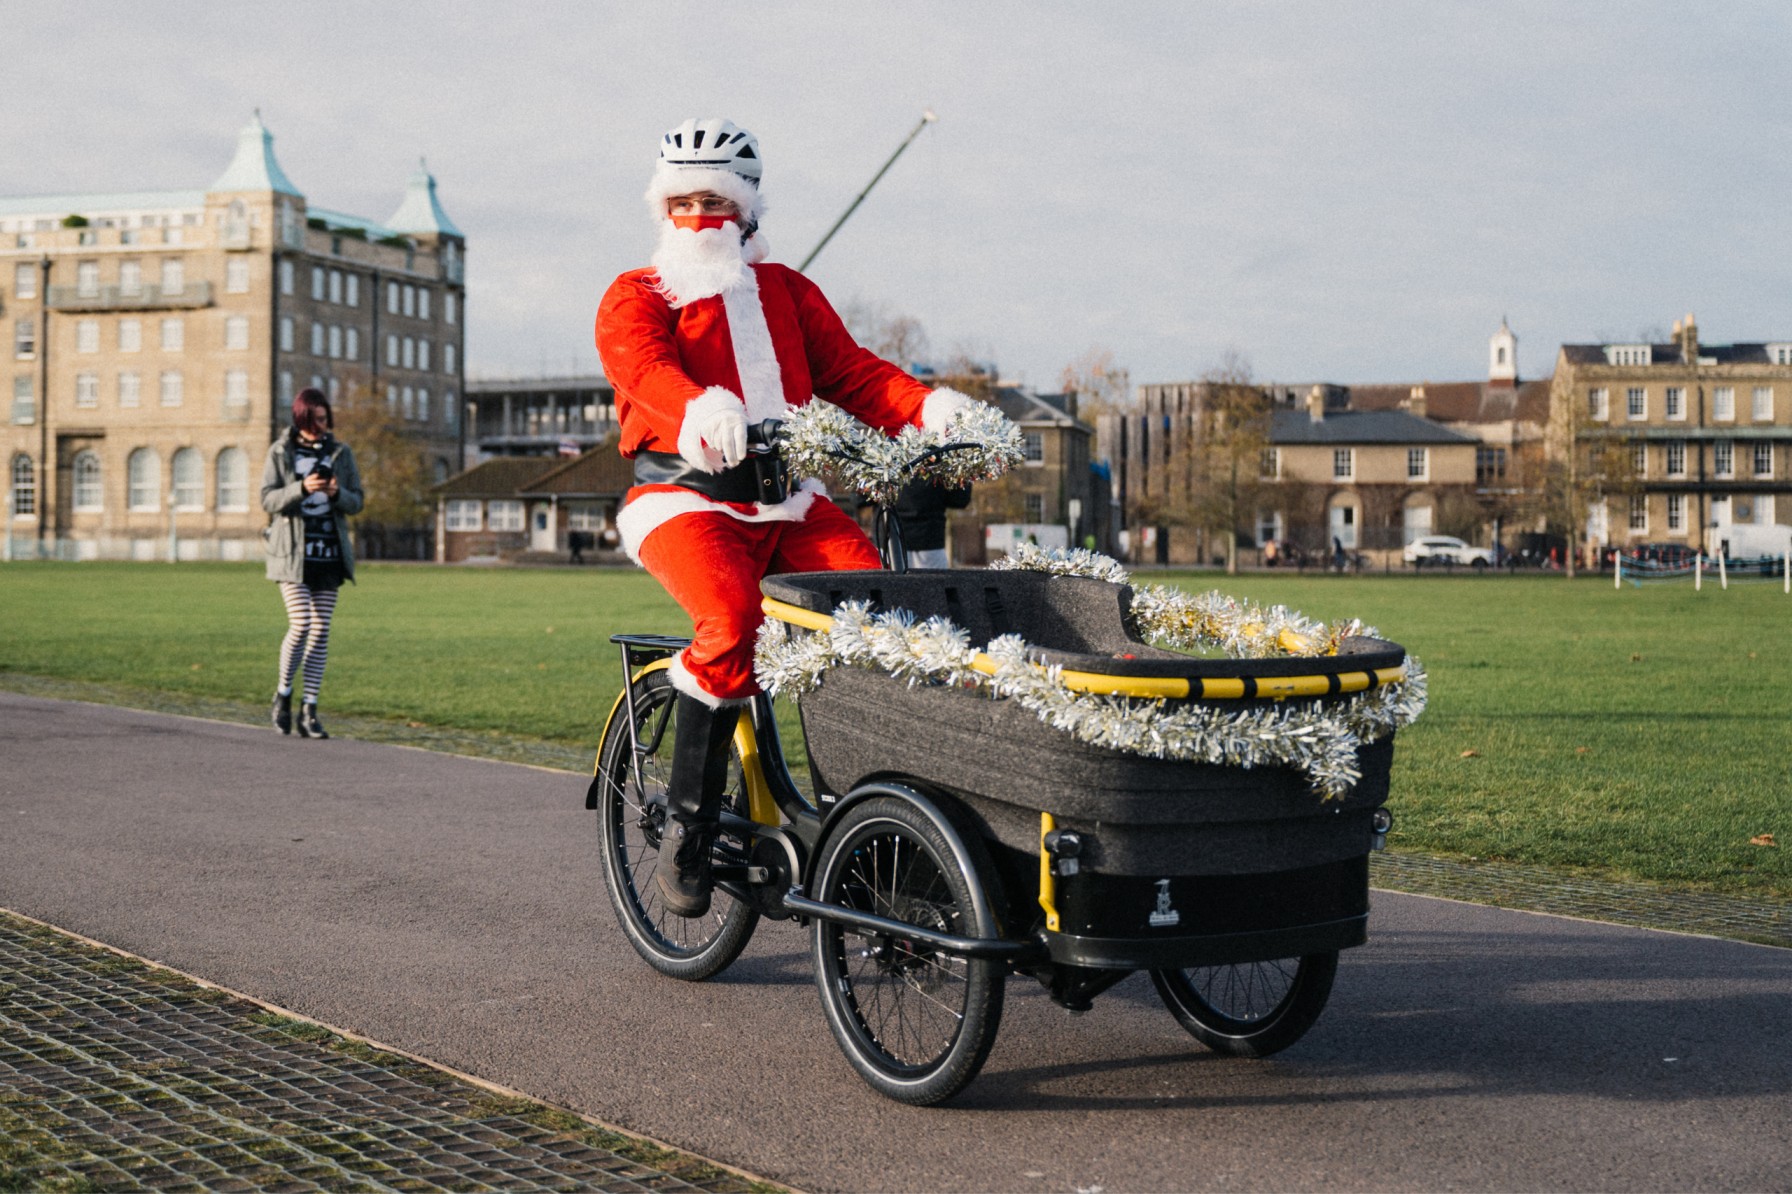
left=644, top=117, right=766, bottom=226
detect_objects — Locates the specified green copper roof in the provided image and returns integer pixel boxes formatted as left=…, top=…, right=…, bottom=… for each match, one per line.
left=385, top=159, right=462, bottom=238
left=211, top=111, right=302, bottom=196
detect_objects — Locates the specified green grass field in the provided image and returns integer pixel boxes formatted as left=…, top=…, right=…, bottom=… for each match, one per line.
left=1, top=561, right=1786, bottom=901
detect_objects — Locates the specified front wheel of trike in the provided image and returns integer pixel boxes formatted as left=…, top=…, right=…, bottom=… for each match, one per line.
left=1151, top=952, right=1339, bottom=1057
left=809, top=793, right=1007, bottom=1105
left=594, top=668, right=759, bottom=981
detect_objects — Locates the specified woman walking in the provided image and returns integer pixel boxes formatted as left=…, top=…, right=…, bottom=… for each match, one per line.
left=262, top=388, right=362, bottom=739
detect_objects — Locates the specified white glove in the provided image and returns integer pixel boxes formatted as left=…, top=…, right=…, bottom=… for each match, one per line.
left=696, top=404, right=749, bottom=470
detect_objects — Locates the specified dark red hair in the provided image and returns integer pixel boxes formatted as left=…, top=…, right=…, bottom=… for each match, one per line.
left=291, top=388, right=333, bottom=437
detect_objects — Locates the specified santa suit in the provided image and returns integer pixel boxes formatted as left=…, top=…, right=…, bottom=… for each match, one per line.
left=597, top=259, right=966, bottom=707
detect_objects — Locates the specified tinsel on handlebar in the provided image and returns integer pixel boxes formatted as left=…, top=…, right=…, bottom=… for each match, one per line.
left=774, top=399, right=1026, bottom=505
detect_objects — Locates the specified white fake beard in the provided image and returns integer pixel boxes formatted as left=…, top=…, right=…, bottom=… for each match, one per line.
left=650, top=222, right=750, bottom=308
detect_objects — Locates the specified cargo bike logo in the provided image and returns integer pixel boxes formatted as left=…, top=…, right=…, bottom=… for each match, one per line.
left=1148, top=878, right=1181, bottom=928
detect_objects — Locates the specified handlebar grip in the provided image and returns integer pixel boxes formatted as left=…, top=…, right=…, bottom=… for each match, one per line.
left=745, top=418, right=785, bottom=450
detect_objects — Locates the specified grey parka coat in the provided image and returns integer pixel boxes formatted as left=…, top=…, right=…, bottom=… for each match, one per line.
left=261, top=430, right=364, bottom=583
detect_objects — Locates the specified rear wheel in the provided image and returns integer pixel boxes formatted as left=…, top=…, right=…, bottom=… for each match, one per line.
left=1151, top=953, right=1338, bottom=1057
left=810, top=793, right=1006, bottom=1105
left=594, top=668, right=759, bottom=981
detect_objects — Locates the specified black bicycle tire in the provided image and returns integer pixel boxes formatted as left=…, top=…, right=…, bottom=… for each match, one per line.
left=1150, top=952, right=1338, bottom=1058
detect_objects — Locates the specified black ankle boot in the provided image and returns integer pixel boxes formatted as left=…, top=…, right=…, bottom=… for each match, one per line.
left=271, top=692, right=292, bottom=735
left=655, top=820, right=715, bottom=918
left=296, top=702, right=328, bottom=739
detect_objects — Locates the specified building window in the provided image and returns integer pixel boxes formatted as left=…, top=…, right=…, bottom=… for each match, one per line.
left=226, top=258, right=250, bottom=293
left=225, top=369, right=249, bottom=406
left=417, top=389, right=430, bottom=422
left=418, top=289, right=431, bottom=320
left=1626, top=387, right=1646, bottom=420
left=171, top=448, right=204, bottom=511
left=1666, top=440, right=1686, bottom=478
left=279, top=259, right=294, bottom=296
left=1406, top=448, right=1428, bottom=480
left=72, top=451, right=102, bottom=513
left=11, top=376, right=33, bottom=424
left=446, top=498, right=481, bottom=531
left=78, top=229, right=97, bottom=247
left=328, top=269, right=343, bottom=304
left=1753, top=387, right=1774, bottom=422
left=119, top=259, right=142, bottom=296
left=1333, top=448, right=1354, bottom=480
left=160, top=258, right=184, bottom=296
left=1260, top=446, right=1279, bottom=479
left=77, top=319, right=100, bottom=354
left=13, top=262, right=36, bottom=299
left=403, top=285, right=416, bottom=317
left=1667, top=493, right=1684, bottom=532
left=279, top=316, right=294, bottom=353
left=1628, top=494, right=1647, bottom=532
left=310, top=266, right=325, bottom=301
left=128, top=448, right=159, bottom=510
left=160, top=318, right=183, bottom=352
left=10, top=454, right=35, bottom=515
left=118, top=371, right=140, bottom=408
left=1607, top=345, right=1652, bottom=367
left=327, top=377, right=339, bottom=401
left=75, top=372, right=98, bottom=408
left=1631, top=440, right=1647, bottom=477
left=1665, top=387, right=1684, bottom=420
left=1754, top=442, right=1775, bottom=478
left=1476, top=446, right=1507, bottom=485
left=345, top=274, right=359, bottom=307
left=160, top=370, right=183, bottom=408
left=417, top=339, right=430, bottom=371
left=444, top=390, right=457, bottom=433
left=115, top=318, right=140, bottom=353
left=215, top=447, right=248, bottom=511
left=445, top=292, right=457, bottom=325
left=1713, top=387, right=1734, bottom=421
left=387, top=281, right=400, bottom=314
left=1715, top=440, right=1734, bottom=478
left=1024, top=492, right=1045, bottom=522
left=402, top=386, right=415, bottom=420
left=13, top=319, right=34, bottom=359
left=328, top=325, right=342, bottom=359
left=488, top=499, right=525, bottom=531
left=444, top=344, right=456, bottom=374
left=309, top=322, right=324, bottom=356
left=219, top=315, right=248, bottom=351
left=386, top=335, right=398, bottom=366
left=76, top=260, right=100, bottom=297
left=1017, top=431, right=1043, bottom=463
left=402, top=337, right=415, bottom=369
left=344, top=328, right=358, bottom=361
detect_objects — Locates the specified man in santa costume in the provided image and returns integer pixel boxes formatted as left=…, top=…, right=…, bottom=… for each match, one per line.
left=597, top=117, right=973, bottom=917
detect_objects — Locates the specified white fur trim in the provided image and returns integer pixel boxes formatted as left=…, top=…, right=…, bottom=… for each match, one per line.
left=676, top=387, right=746, bottom=473
left=644, top=164, right=765, bottom=224
left=616, top=480, right=825, bottom=563
left=743, top=232, right=769, bottom=265
left=921, top=387, right=977, bottom=433
left=667, top=653, right=751, bottom=708
left=721, top=270, right=788, bottom=423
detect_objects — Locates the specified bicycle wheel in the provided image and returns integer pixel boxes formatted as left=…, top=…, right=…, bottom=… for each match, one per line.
left=1150, top=952, right=1338, bottom=1057
left=594, top=668, right=758, bottom=981
left=810, top=793, right=1006, bottom=1105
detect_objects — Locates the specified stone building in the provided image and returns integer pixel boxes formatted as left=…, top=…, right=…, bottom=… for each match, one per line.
left=1551, top=315, right=1792, bottom=558
left=2, top=114, right=465, bottom=561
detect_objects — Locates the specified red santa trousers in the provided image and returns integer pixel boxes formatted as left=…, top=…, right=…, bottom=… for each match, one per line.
left=636, top=499, right=880, bottom=705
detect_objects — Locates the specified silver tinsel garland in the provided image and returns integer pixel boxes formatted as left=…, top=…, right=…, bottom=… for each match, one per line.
left=755, top=546, right=1428, bottom=800
left=777, top=399, right=1026, bottom=506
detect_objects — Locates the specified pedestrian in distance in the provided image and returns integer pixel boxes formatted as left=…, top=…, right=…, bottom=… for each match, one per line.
left=261, top=387, right=363, bottom=740
left=595, top=117, right=975, bottom=918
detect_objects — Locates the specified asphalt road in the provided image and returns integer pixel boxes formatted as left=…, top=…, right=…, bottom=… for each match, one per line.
left=2, top=692, right=1788, bottom=1193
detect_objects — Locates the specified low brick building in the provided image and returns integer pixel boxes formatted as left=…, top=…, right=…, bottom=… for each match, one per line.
left=432, top=437, right=631, bottom=563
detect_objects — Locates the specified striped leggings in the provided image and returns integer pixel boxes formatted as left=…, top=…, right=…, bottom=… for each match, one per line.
left=277, top=582, right=338, bottom=703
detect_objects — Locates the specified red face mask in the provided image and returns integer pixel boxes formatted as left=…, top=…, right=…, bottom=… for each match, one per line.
left=669, top=214, right=735, bottom=233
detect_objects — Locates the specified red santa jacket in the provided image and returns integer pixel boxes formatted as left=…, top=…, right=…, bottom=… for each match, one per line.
left=596, top=262, right=963, bottom=557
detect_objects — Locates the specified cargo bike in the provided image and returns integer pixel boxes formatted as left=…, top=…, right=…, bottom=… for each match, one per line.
left=589, top=408, right=1420, bottom=1105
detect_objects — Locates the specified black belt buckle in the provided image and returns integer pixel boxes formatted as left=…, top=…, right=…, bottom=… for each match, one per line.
left=752, top=452, right=790, bottom=504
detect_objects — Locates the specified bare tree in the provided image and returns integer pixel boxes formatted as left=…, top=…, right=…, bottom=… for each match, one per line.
left=1187, top=354, right=1272, bottom=575
left=838, top=297, right=930, bottom=367
left=333, top=375, right=432, bottom=551
left=1533, top=373, right=1640, bottom=578
left=1059, top=346, right=1132, bottom=418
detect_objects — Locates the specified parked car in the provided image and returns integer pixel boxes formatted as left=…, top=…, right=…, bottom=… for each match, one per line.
left=1404, top=535, right=1494, bottom=570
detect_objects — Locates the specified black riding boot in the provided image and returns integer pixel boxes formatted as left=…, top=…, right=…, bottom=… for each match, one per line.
left=655, top=693, right=740, bottom=918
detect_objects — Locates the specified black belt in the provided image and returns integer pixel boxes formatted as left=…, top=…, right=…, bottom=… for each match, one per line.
left=634, top=450, right=790, bottom=505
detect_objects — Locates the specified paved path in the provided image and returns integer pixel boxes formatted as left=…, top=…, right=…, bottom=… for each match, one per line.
left=3, top=693, right=1789, bottom=1193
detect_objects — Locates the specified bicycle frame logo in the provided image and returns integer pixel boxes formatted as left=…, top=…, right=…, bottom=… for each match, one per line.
left=1148, top=878, right=1181, bottom=928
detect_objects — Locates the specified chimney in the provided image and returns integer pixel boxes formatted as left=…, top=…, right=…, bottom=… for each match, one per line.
left=1306, top=385, right=1326, bottom=423
left=1680, top=311, right=1699, bottom=359
left=1407, top=384, right=1428, bottom=420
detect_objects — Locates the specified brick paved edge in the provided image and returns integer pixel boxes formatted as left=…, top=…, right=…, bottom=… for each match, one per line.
left=0, top=906, right=792, bottom=1194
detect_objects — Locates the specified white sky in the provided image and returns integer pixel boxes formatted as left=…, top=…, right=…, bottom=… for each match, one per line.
left=8, top=1, right=1789, bottom=392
